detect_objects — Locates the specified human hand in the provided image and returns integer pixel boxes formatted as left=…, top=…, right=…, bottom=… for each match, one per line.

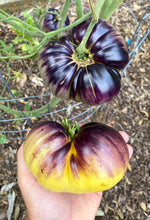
left=17, top=131, right=133, bottom=220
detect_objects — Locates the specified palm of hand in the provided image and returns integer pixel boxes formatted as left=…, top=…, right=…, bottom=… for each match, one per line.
left=17, top=146, right=102, bottom=220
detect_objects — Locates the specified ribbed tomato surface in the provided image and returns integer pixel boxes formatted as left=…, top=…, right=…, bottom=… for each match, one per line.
left=39, top=18, right=129, bottom=105
left=23, top=121, right=129, bottom=193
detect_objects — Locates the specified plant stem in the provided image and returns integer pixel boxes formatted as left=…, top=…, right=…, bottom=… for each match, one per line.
left=99, top=0, right=112, bottom=19
left=75, top=0, right=84, bottom=19
left=0, top=96, right=61, bottom=118
left=58, top=0, right=71, bottom=36
left=89, top=0, right=97, bottom=22
left=31, top=96, right=61, bottom=116
left=0, top=61, right=11, bottom=97
left=76, top=0, right=105, bottom=54
left=0, top=11, right=92, bottom=60
left=47, top=0, right=53, bottom=9
left=0, top=10, right=45, bottom=38
left=61, top=118, right=80, bottom=140
left=0, top=37, right=48, bottom=59
left=100, top=0, right=123, bottom=20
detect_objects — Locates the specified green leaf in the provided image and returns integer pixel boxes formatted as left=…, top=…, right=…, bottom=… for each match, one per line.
left=24, top=11, right=36, bottom=26
left=0, top=135, right=8, bottom=144
left=21, top=43, right=29, bottom=53
left=0, top=40, right=6, bottom=48
left=0, top=48, right=7, bottom=54
left=0, top=40, right=8, bottom=54
left=25, top=103, right=31, bottom=111
left=23, top=11, right=29, bottom=17
left=32, top=39, right=40, bottom=46
left=24, top=35, right=34, bottom=43
left=11, top=90, right=22, bottom=98
left=32, top=113, right=39, bottom=118
left=13, top=37, right=24, bottom=44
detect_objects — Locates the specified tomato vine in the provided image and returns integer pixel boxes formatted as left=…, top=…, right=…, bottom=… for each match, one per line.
left=0, top=0, right=125, bottom=119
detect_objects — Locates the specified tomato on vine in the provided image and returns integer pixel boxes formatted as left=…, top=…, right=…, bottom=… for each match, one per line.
left=39, top=18, right=129, bottom=105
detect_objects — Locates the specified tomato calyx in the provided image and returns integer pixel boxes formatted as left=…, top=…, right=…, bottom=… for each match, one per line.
left=72, top=49, right=95, bottom=68
left=61, top=118, right=80, bottom=141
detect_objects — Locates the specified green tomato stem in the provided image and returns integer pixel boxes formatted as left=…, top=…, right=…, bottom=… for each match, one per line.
left=100, top=0, right=123, bottom=20
left=47, top=0, right=53, bottom=8
left=0, top=11, right=92, bottom=60
left=0, top=10, right=45, bottom=38
left=58, top=0, right=71, bottom=36
left=0, top=96, right=61, bottom=119
left=75, top=0, right=84, bottom=19
left=38, top=11, right=51, bottom=30
left=61, top=118, right=80, bottom=141
left=89, top=0, right=97, bottom=22
left=76, top=0, right=105, bottom=55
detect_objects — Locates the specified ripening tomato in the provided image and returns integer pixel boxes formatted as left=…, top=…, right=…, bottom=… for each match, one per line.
left=23, top=121, right=129, bottom=193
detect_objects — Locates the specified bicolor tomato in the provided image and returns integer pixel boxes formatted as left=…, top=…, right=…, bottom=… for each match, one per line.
left=23, top=121, right=129, bottom=193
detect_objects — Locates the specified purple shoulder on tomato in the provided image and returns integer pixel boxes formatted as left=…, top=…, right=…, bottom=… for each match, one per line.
left=73, top=122, right=129, bottom=171
left=23, top=120, right=130, bottom=192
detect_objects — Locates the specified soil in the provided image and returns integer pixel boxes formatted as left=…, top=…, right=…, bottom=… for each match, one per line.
left=0, top=0, right=150, bottom=220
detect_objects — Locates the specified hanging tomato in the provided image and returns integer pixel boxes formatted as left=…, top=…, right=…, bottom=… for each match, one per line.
left=40, top=8, right=70, bottom=32
left=39, top=18, right=129, bottom=105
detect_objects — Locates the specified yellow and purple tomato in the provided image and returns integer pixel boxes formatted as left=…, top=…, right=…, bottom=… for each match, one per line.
left=23, top=121, right=129, bottom=193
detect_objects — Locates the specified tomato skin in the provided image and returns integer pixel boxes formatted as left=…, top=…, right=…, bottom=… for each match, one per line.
left=23, top=121, right=129, bottom=193
left=72, top=18, right=129, bottom=69
left=39, top=37, right=121, bottom=105
left=70, top=63, right=121, bottom=105
left=39, top=18, right=129, bottom=105
left=41, top=8, right=70, bottom=32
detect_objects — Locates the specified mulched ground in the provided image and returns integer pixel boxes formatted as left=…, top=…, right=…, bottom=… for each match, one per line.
left=0, top=0, right=150, bottom=219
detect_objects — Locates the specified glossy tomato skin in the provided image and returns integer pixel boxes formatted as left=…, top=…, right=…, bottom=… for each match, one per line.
left=23, top=121, right=129, bottom=193
left=72, top=18, right=129, bottom=69
left=39, top=18, right=129, bottom=105
left=39, top=36, right=121, bottom=105
left=70, top=63, right=121, bottom=105
left=41, top=8, right=70, bottom=32
left=39, top=37, right=78, bottom=99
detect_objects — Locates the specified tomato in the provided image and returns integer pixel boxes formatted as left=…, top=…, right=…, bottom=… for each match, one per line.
left=41, top=8, right=70, bottom=32
left=39, top=18, right=129, bottom=105
left=72, top=18, right=129, bottom=69
left=23, top=121, right=129, bottom=193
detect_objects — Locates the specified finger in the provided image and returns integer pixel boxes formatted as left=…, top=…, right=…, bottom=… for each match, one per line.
left=17, top=130, right=31, bottom=183
left=127, top=144, right=133, bottom=159
left=17, top=143, right=36, bottom=189
left=119, top=131, right=129, bottom=143
left=107, top=125, right=129, bottom=143
left=95, top=192, right=103, bottom=200
left=25, top=130, right=30, bottom=137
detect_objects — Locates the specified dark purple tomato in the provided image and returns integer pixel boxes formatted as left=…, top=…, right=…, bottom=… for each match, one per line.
left=72, top=18, right=129, bottom=69
left=39, top=18, right=129, bottom=105
left=23, top=121, right=129, bottom=193
left=41, top=8, right=70, bottom=32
